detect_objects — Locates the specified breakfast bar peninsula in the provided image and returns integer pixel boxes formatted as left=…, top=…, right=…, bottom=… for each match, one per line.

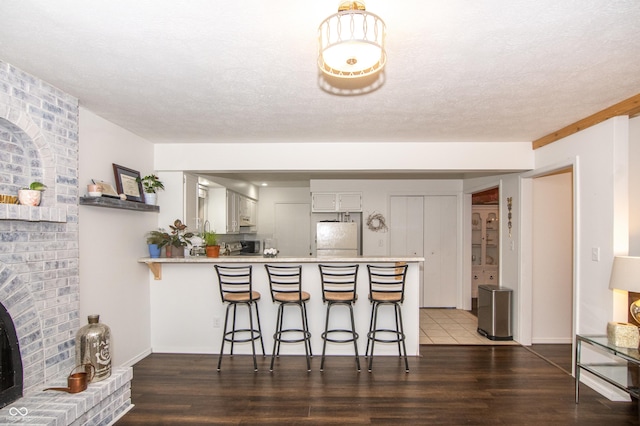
left=139, top=255, right=424, bottom=358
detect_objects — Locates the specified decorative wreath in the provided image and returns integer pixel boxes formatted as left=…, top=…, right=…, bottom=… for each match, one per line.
left=366, top=212, right=388, bottom=232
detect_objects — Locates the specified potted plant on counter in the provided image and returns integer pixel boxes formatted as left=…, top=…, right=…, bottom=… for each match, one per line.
left=165, top=219, right=194, bottom=258
left=203, top=230, right=220, bottom=258
left=145, top=230, right=169, bottom=258
left=136, top=174, right=164, bottom=205
left=18, top=181, right=47, bottom=206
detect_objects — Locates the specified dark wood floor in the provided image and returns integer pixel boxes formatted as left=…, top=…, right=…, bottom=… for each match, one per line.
left=115, top=345, right=639, bottom=425
left=529, top=343, right=573, bottom=374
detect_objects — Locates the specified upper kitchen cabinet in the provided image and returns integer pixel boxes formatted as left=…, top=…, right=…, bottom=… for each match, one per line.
left=184, top=173, right=200, bottom=232
left=312, top=192, right=362, bottom=212
left=208, top=188, right=257, bottom=234
left=238, top=196, right=256, bottom=226
left=209, top=188, right=238, bottom=234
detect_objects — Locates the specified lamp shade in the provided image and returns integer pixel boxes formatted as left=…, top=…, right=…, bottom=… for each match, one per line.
left=609, top=256, right=640, bottom=292
left=318, top=2, right=386, bottom=79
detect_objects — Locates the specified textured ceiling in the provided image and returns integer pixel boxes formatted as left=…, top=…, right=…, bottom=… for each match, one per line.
left=1, top=0, right=639, bottom=148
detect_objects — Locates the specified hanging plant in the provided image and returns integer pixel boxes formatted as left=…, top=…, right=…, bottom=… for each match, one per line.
left=366, top=212, right=388, bottom=232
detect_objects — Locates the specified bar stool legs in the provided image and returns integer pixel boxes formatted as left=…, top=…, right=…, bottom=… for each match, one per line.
left=265, top=264, right=312, bottom=372
left=215, top=265, right=265, bottom=372
left=270, top=299, right=312, bottom=372
left=218, top=299, right=265, bottom=372
left=318, top=264, right=360, bottom=372
left=320, top=301, right=360, bottom=372
left=366, top=300, right=409, bottom=373
left=365, top=263, right=409, bottom=373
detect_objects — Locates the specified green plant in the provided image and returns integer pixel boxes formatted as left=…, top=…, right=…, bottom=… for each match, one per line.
left=23, top=181, right=47, bottom=191
left=168, top=219, right=194, bottom=248
left=203, top=231, right=218, bottom=247
left=146, top=230, right=169, bottom=247
left=136, top=174, right=165, bottom=194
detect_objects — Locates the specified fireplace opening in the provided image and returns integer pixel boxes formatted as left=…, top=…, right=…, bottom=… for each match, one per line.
left=0, top=302, right=22, bottom=408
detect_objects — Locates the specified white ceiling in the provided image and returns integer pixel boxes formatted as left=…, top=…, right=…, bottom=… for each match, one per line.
left=1, top=1, right=640, bottom=183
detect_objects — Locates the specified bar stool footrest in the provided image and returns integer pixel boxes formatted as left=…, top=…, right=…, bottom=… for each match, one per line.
left=367, top=328, right=405, bottom=344
left=322, top=329, right=359, bottom=343
left=274, top=328, right=312, bottom=344
left=224, top=328, right=262, bottom=344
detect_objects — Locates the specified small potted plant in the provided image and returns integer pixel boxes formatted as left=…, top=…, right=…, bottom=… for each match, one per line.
left=203, top=230, right=220, bottom=258
left=18, top=181, right=47, bottom=206
left=165, top=219, right=194, bottom=258
left=136, top=174, right=164, bottom=205
left=145, top=230, right=169, bottom=258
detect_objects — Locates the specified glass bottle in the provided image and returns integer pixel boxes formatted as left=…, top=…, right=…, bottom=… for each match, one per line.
left=75, top=314, right=111, bottom=382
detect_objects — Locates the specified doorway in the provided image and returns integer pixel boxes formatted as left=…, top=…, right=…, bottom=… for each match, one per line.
left=470, top=187, right=500, bottom=314
left=530, top=169, right=573, bottom=365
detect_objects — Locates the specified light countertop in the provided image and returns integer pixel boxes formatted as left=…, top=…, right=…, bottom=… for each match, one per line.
left=138, top=255, right=425, bottom=264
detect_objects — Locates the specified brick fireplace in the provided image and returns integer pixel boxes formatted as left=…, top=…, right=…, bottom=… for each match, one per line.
left=0, top=61, right=132, bottom=424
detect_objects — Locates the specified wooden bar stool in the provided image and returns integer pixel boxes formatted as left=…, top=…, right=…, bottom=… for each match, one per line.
left=365, top=263, right=409, bottom=373
left=318, top=264, right=360, bottom=372
left=265, top=265, right=312, bottom=372
left=214, top=265, right=265, bottom=372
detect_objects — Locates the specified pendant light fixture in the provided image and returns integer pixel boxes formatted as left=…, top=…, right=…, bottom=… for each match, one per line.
left=318, top=1, right=387, bottom=79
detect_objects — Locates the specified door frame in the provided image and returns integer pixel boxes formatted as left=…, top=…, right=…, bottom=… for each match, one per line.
left=520, top=158, right=578, bottom=362
left=463, top=182, right=502, bottom=312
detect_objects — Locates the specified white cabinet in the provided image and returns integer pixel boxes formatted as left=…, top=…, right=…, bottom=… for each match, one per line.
left=471, top=205, right=499, bottom=298
left=390, top=195, right=458, bottom=308
left=312, top=192, right=362, bottom=212
left=238, top=196, right=256, bottom=226
left=226, top=191, right=239, bottom=233
left=208, top=188, right=257, bottom=234
left=208, top=188, right=239, bottom=234
left=183, top=173, right=199, bottom=232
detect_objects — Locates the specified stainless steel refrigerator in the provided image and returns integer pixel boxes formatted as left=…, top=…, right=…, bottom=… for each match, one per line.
left=316, top=222, right=358, bottom=257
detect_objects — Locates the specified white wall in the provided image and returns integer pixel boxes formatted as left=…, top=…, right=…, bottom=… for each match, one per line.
left=154, top=142, right=534, bottom=173
left=255, top=186, right=311, bottom=243
left=310, top=179, right=463, bottom=256
left=78, top=108, right=155, bottom=367
left=629, top=116, right=640, bottom=255
left=532, top=116, right=629, bottom=335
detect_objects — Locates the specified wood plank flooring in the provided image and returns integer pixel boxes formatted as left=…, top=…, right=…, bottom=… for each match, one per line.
left=115, top=346, right=639, bottom=425
left=528, top=344, right=573, bottom=374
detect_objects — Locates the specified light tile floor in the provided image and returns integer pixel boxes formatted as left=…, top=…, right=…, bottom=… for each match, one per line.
left=420, top=308, right=518, bottom=345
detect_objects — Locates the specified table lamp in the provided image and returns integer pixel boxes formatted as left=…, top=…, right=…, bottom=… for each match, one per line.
left=608, top=256, right=640, bottom=347
left=609, top=256, right=640, bottom=323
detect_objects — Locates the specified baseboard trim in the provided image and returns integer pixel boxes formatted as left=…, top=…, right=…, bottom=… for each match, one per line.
left=532, top=337, right=573, bottom=344
left=122, top=348, right=152, bottom=367
left=580, top=371, right=631, bottom=402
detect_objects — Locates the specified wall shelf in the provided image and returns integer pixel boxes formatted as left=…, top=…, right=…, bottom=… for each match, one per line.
left=79, top=196, right=159, bottom=212
left=0, top=203, right=68, bottom=222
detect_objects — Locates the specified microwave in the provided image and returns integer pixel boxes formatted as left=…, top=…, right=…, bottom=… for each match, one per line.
left=240, top=240, right=261, bottom=254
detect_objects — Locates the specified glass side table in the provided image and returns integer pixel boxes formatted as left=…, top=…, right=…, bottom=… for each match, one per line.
left=575, top=334, right=640, bottom=403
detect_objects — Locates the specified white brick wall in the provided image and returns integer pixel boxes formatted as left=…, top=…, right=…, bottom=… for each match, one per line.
left=0, top=60, right=131, bottom=425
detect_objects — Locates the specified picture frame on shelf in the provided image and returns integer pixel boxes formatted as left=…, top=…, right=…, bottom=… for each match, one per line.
left=112, top=163, right=144, bottom=202
left=91, top=179, right=119, bottom=198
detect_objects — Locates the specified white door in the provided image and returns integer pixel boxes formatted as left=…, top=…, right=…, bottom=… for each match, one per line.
left=423, top=196, right=458, bottom=308
left=275, top=203, right=311, bottom=256
left=390, top=196, right=425, bottom=303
